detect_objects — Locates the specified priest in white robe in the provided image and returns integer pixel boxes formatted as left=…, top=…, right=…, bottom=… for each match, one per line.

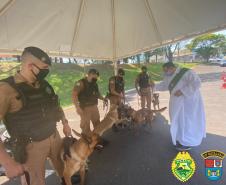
left=154, top=62, right=206, bottom=150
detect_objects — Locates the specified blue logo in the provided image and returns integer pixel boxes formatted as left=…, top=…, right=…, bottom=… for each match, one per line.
left=201, top=150, right=225, bottom=181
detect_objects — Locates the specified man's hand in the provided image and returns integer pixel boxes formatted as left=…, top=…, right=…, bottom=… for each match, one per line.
left=174, top=90, right=183, bottom=97
left=76, top=106, right=83, bottom=116
left=62, top=120, right=72, bottom=137
left=150, top=81, right=155, bottom=88
left=4, top=160, right=25, bottom=179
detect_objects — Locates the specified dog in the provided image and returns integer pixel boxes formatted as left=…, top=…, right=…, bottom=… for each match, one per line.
left=152, top=93, right=160, bottom=110
left=113, top=103, right=167, bottom=130
left=61, top=106, right=118, bottom=185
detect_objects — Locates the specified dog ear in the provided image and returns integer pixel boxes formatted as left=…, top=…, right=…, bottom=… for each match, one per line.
left=72, top=129, right=82, bottom=138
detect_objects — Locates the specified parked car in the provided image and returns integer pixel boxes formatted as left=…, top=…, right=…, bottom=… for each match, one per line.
left=220, top=59, right=226, bottom=67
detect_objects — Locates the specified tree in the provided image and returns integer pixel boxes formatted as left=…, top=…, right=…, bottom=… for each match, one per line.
left=144, top=51, right=151, bottom=63
left=186, top=33, right=226, bottom=62
left=151, top=48, right=164, bottom=63
left=163, top=43, right=179, bottom=62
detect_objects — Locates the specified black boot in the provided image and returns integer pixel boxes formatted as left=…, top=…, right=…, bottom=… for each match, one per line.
left=61, top=173, right=80, bottom=185
left=71, top=173, right=81, bottom=184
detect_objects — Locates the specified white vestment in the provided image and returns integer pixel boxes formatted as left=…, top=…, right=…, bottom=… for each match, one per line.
left=155, top=68, right=206, bottom=146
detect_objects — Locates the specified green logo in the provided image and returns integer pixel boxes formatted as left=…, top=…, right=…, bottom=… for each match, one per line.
left=171, top=152, right=196, bottom=182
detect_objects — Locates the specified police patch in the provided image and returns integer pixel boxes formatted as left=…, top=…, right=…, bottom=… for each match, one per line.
left=46, top=86, right=52, bottom=94
left=76, top=82, right=81, bottom=87
left=201, top=150, right=225, bottom=181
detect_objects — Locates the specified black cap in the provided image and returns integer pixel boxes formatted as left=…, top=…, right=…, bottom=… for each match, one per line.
left=23, top=46, right=51, bottom=65
left=141, top=66, right=147, bottom=70
left=162, top=62, right=176, bottom=68
left=88, top=68, right=99, bottom=76
left=118, top=68, right=125, bottom=76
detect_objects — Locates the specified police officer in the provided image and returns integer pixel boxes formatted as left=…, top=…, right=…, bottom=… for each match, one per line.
left=72, top=69, right=107, bottom=137
left=0, top=47, right=72, bottom=185
left=108, top=68, right=125, bottom=108
left=135, top=66, right=154, bottom=109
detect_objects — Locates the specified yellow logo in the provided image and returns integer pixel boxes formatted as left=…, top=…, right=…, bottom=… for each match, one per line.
left=171, top=152, right=196, bottom=182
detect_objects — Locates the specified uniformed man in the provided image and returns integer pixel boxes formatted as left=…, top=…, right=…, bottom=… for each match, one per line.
left=0, top=47, right=72, bottom=185
left=135, top=66, right=154, bottom=109
left=72, top=69, right=107, bottom=137
left=108, top=68, right=125, bottom=108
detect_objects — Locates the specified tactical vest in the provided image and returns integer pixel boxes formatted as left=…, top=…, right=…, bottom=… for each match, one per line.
left=2, top=76, right=61, bottom=141
left=109, top=76, right=124, bottom=94
left=138, top=73, right=150, bottom=88
left=78, top=78, right=99, bottom=108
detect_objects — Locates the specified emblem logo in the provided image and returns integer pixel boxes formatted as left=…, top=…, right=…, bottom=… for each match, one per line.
left=171, top=151, right=196, bottom=182
left=201, top=150, right=225, bottom=181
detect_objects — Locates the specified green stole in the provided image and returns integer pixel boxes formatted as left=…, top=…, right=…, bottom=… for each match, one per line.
left=168, top=68, right=189, bottom=94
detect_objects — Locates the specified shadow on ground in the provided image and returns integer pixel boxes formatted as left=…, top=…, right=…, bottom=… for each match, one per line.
left=3, top=114, right=226, bottom=185
left=85, top=114, right=226, bottom=185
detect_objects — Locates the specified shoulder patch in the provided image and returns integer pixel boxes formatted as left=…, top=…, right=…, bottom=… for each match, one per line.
left=75, top=82, right=81, bottom=87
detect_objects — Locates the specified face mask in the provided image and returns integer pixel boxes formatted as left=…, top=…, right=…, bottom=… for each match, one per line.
left=91, top=78, right=97, bottom=83
left=32, top=65, right=49, bottom=81
left=165, top=71, right=174, bottom=77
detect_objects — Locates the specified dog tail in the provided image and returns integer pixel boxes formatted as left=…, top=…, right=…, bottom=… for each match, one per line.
left=152, top=107, right=167, bottom=113
left=62, top=137, right=77, bottom=161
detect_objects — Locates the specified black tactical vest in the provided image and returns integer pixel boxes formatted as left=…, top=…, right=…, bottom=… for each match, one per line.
left=138, top=73, right=150, bottom=88
left=109, top=76, right=124, bottom=94
left=2, top=76, right=61, bottom=141
left=78, top=78, right=99, bottom=108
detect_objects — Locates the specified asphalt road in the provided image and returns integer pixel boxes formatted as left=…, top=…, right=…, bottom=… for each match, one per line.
left=1, top=64, right=226, bottom=185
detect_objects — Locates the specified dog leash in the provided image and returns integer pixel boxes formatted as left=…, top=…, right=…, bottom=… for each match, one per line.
left=137, top=94, right=141, bottom=109
left=103, top=99, right=109, bottom=118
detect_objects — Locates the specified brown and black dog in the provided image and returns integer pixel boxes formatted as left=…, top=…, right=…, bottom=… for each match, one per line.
left=61, top=107, right=118, bottom=185
left=114, top=103, right=167, bottom=130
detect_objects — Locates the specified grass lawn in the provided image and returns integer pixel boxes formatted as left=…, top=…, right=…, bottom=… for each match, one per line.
left=0, top=61, right=199, bottom=107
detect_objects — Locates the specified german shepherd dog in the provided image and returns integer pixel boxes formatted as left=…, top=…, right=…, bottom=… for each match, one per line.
left=113, top=103, right=167, bottom=130
left=61, top=107, right=118, bottom=185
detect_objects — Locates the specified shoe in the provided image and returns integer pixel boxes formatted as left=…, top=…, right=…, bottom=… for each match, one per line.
left=94, top=137, right=109, bottom=150
left=61, top=173, right=80, bottom=185
left=176, top=145, right=192, bottom=151
left=71, top=173, right=81, bottom=184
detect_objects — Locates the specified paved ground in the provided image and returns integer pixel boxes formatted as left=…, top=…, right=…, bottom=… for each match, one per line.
left=1, top=64, right=226, bottom=185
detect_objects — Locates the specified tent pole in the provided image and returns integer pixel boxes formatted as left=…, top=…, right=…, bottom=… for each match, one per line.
left=111, top=0, right=117, bottom=75
left=113, top=60, right=118, bottom=75
left=0, top=0, right=16, bottom=17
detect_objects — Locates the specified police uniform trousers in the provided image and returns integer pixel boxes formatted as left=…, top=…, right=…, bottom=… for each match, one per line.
left=140, top=87, right=152, bottom=109
left=80, top=105, right=100, bottom=136
left=21, top=130, right=63, bottom=185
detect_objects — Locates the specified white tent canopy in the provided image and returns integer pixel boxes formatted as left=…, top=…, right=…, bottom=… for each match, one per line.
left=0, top=0, right=226, bottom=60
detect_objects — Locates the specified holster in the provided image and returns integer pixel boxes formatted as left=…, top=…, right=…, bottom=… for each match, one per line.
left=8, top=137, right=32, bottom=164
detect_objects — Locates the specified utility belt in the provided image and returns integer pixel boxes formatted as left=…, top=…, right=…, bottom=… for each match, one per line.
left=5, top=129, right=56, bottom=164
left=140, top=87, right=151, bottom=96
left=80, top=102, right=98, bottom=109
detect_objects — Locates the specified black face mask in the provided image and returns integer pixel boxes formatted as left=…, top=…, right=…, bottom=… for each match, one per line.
left=91, top=78, right=98, bottom=83
left=32, top=65, right=49, bottom=81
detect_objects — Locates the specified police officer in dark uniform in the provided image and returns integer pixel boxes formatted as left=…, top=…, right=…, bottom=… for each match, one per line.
left=0, top=47, right=72, bottom=185
left=72, top=69, right=107, bottom=137
left=135, top=66, right=154, bottom=109
left=108, top=68, right=125, bottom=108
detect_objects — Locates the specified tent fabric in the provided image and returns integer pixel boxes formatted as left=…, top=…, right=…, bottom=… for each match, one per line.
left=0, top=0, right=226, bottom=60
